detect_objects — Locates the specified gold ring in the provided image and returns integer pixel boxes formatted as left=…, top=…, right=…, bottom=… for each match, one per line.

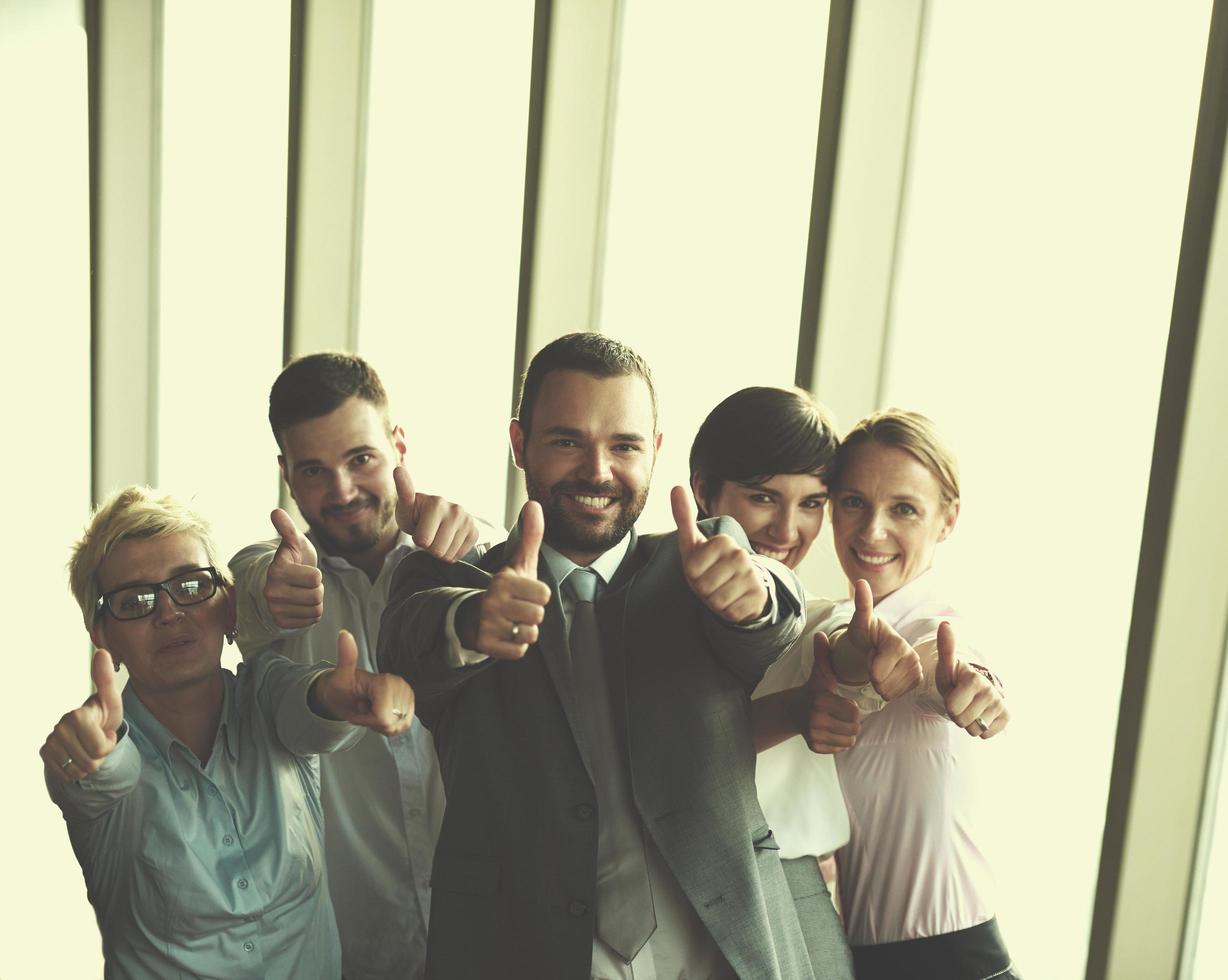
left=61, top=756, right=74, bottom=769
left=970, top=717, right=988, bottom=737
left=510, top=623, right=521, bottom=641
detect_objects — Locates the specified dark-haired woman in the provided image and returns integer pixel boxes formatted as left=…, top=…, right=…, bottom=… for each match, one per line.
left=690, top=391, right=1017, bottom=980
left=689, top=386, right=855, bottom=980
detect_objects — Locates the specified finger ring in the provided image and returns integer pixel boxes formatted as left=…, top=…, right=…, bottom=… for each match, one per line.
left=60, top=756, right=74, bottom=769
left=970, top=717, right=988, bottom=736
left=392, top=709, right=408, bottom=719
left=509, top=623, right=521, bottom=641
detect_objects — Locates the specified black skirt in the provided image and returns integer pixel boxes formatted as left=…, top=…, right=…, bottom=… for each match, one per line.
left=851, top=917, right=1020, bottom=980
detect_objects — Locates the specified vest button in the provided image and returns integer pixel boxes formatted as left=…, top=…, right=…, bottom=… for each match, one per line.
left=573, top=803, right=594, bottom=820
left=568, top=900, right=590, bottom=917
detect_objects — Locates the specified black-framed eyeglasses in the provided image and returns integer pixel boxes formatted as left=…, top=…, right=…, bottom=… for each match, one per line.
left=95, top=566, right=222, bottom=621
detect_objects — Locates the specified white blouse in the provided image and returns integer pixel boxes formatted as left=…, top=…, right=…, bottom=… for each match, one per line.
left=830, top=569, right=998, bottom=946
left=752, top=597, right=851, bottom=861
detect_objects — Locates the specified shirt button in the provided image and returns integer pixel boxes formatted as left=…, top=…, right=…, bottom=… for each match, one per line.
left=243, top=941, right=254, bottom=952
left=568, top=900, right=589, bottom=917
left=237, top=878, right=249, bottom=890
left=573, top=803, right=594, bottom=820
left=222, top=835, right=234, bottom=846
left=408, top=807, right=423, bottom=818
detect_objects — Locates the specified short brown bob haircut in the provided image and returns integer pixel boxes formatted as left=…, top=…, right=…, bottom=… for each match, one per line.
left=689, top=386, right=839, bottom=517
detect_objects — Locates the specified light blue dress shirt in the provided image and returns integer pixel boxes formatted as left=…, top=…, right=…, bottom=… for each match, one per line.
left=46, top=655, right=360, bottom=980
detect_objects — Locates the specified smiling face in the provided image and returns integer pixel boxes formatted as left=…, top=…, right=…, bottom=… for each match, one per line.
left=278, top=397, right=405, bottom=563
left=830, top=441, right=958, bottom=601
left=700, top=472, right=828, bottom=569
left=510, top=369, right=661, bottom=566
left=90, top=532, right=230, bottom=701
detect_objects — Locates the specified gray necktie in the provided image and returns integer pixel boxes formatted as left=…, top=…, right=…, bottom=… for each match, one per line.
left=563, top=568, right=657, bottom=962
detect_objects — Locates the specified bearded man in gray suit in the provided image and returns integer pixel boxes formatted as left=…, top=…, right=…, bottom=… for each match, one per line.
left=378, top=334, right=829, bottom=979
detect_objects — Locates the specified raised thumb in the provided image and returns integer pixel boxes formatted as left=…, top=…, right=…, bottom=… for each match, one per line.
left=513, top=501, right=544, bottom=575
left=810, top=630, right=838, bottom=694
left=936, top=620, right=957, bottom=689
left=670, top=485, right=703, bottom=553
left=271, top=508, right=306, bottom=563
left=336, top=629, right=359, bottom=674
left=92, top=648, right=123, bottom=732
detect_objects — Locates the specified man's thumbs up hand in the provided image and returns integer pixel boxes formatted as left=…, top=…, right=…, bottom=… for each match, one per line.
left=456, top=501, right=551, bottom=660
left=265, top=509, right=324, bottom=630
left=671, top=486, right=769, bottom=624
left=395, top=465, right=481, bottom=563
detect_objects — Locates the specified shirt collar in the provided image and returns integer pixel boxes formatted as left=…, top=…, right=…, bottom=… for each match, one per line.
left=540, top=531, right=633, bottom=590
left=872, top=566, right=940, bottom=623
left=120, top=670, right=239, bottom=765
left=310, top=529, right=414, bottom=574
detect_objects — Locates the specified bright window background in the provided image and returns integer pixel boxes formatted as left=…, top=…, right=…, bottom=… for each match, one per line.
left=157, top=0, right=289, bottom=658
left=0, top=0, right=98, bottom=975
left=879, top=2, right=1212, bottom=976
left=599, top=0, right=829, bottom=532
left=1192, top=676, right=1228, bottom=979
left=357, top=0, right=534, bottom=529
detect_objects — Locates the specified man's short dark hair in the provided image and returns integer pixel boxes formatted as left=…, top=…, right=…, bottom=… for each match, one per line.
left=515, top=332, right=658, bottom=435
left=268, top=351, right=390, bottom=450
left=688, top=386, right=839, bottom=516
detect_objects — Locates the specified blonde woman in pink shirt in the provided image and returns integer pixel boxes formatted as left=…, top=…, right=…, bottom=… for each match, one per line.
left=820, top=409, right=1018, bottom=980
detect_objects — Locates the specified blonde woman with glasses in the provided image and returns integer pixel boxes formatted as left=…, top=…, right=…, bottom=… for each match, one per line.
left=41, top=486, right=416, bottom=979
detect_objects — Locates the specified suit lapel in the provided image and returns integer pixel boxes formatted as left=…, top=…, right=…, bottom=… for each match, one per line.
left=499, top=520, right=598, bottom=784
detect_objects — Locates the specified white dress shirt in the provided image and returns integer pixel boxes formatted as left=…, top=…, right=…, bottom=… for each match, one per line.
left=752, top=597, right=852, bottom=860
left=46, top=656, right=359, bottom=980
left=828, top=570, right=998, bottom=946
left=232, top=528, right=498, bottom=980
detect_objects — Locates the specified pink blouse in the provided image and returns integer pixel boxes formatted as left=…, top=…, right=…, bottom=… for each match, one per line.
left=829, top=570, right=998, bottom=946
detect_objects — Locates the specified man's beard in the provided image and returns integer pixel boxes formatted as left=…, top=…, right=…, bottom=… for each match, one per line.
left=525, top=474, right=649, bottom=557
left=307, top=493, right=396, bottom=559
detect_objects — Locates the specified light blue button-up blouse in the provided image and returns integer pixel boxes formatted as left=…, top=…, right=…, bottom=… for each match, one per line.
left=46, top=655, right=360, bottom=980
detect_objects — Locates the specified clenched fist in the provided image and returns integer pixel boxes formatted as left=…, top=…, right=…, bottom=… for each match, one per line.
left=265, top=508, right=324, bottom=629
left=671, top=486, right=769, bottom=624
left=395, top=466, right=480, bottom=562
left=309, top=630, right=416, bottom=736
left=936, top=621, right=1008, bottom=738
left=831, top=580, right=923, bottom=701
left=804, top=631, right=861, bottom=753
left=455, top=501, right=551, bottom=660
left=41, top=649, right=124, bottom=783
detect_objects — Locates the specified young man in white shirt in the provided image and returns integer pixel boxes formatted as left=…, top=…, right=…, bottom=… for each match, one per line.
left=230, top=352, right=500, bottom=980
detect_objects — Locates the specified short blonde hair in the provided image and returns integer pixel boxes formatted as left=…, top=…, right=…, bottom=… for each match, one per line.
left=68, top=486, right=231, bottom=628
left=835, top=409, right=960, bottom=508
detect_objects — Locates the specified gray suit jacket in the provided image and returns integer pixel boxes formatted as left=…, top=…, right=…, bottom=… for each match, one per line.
left=377, top=517, right=820, bottom=980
